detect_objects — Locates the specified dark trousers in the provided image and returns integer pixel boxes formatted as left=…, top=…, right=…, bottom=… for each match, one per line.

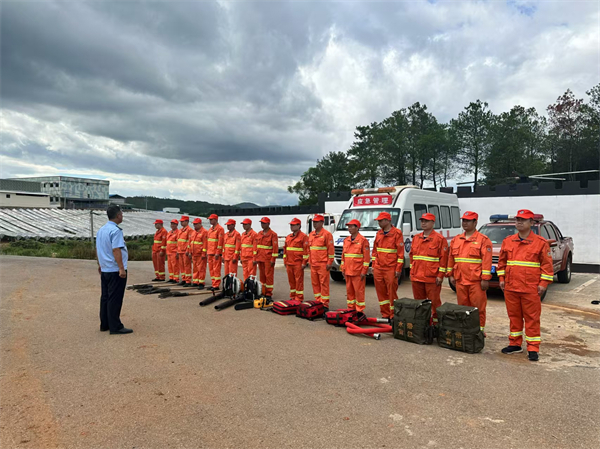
left=100, top=271, right=127, bottom=331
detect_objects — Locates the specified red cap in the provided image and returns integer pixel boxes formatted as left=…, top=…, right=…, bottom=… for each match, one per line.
left=375, top=212, right=392, bottom=221
left=225, top=219, right=236, bottom=226
left=312, top=214, right=324, bottom=222
left=192, top=218, right=202, bottom=224
left=208, top=214, right=218, bottom=220
left=516, top=209, right=535, bottom=219
left=241, top=218, right=252, bottom=225
left=171, top=219, right=179, bottom=224
left=461, top=211, right=478, bottom=220
left=259, top=217, right=271, bottom=224
left=153, top=219, right=163, bottom=224
left=180, top=215, right=190, bottom=222
left=289, top=218, right=301, bottom=225
left=419, top=213, right=436, bottom=221
left=347, top=219, right=361, bottom=228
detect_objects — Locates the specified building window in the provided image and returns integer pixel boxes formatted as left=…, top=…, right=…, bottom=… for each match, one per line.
left=6, top=194, right=10, bottom=198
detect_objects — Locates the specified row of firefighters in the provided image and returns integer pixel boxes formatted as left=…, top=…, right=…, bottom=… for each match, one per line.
left=153, top=209, right=553, bottom=360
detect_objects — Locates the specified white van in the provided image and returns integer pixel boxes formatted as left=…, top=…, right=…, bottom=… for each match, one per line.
left=330, top=185, right=462, bottom=281
left=306, top=213, right=339, bottom=234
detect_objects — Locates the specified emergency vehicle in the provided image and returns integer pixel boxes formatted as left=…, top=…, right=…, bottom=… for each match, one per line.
left=475, top=214, right=574, bottom=300
left=330, top=186, right=462, bottom=281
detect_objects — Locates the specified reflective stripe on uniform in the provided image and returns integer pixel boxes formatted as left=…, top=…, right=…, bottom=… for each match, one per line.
left=454, top=257, right=482, bottom=263
left=310, top=246, right=327, bottom=250
left=497, top=270, right=505, bottom=276
left=272, top=253, right=278, bottom=257
left=208, top=238, right=219, bottom=242
left=257, top=245, right=273, bottom=249
left=178, top=239, right=189, bottom=242
left=507, top=260, right=541, bottom=267
left=439, top=267, right=447, bottom=272
left=344, top=253, right=363, bottom=258
left=224, top=244, right=236, bottom=248
left=541, top=274, right=553, bottom=281
left=356, top=301, right=365, bottom=306
left=347, top=299, right=356, bottom=304
left=193, top=241, right=203, bottom=245
left=287, top=247, right=304, bottom=251
left=265, top=284, right=274, bottom=288
left=167, top=241, right=177, bottom=244
left=363, top=262, right=370, bottom=266
left=379, top=300, right=390, bottom=305
left=510, top=331, right=523, bottom=337
left=482, top=270, right=491, bottom=275
left=321, top=296, right=329, bottom=300
left=153, top=240, right=162, bottom=243
left=314, top=293, right=321, bottom=297
left=397, top=258, right=403, bottom=263
left=525, top=335, right=541, bottom=342
left=241, top=244, right=253, bottom=248
left=296, top=290, right=303, bottom=295
left=376, top=248, right=397, bottom=253
left=413, top=256, right=440, bottom=262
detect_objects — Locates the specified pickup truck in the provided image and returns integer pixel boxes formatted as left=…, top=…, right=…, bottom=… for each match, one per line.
left=450, top=214, right=574, bottom=301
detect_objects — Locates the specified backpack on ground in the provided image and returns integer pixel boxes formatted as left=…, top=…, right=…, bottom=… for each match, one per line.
left=243, top=276, right=262, bottom=301
left=222, top=274, right=241, bottom=297
left=325, top=308, right=365, bottom=326
left=436, top=302, right=485, bottom=354
left=296, top=300, right=325, bottom=320
left=392, top=298, right=434, bottom=345
left=272, top=299, right=302, bottom=315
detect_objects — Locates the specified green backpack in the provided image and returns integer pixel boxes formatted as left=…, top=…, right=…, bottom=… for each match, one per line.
left=392, top=298, right=434, bottom=345
left=436, top=303, right=485, bottom=354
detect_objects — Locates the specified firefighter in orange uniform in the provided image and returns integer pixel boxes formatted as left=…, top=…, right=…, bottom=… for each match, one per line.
left=306, top=214, right=334, bottom=310
left=447, top=211, right=492, bottom=333
left=341, top=219, right=370, bottom=312
left=409, top=213, right=448, bottom=324
left=253, top=217, right=278, bottom=299
left=151, top=219, right=168, bottom=281
left=187, top=218, right=208, bottom=289
left=223, top=219, right=241, bottom=277
left=166, top=219, right=180, bottom=283
left=372, top=212, right=404, bottom=319
left=498, top=209, right=553, bottom=362
left=240, top=219, right=257, bottom=280
left=206, top=214, right=225, bottom=291
left=284, top=218, right=309, bottom=301
left=177, top=216, right=193, bottom=286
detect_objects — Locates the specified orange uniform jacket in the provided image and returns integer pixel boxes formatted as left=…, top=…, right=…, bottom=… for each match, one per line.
left=497, top=232, right=554, bottom=294
left=152, top=228, right=167, bottom=253
left=223, top=230, right=242, bottom=261
left=240, top=230, right=257, bottom=260
left=166, top=229, right=179, bottom=255
left=187, top=228, right=208, bottom=256
left=341, top=233, right=370, bottom=276
left=372, top=227, right=404, bottom=272
left=307, top=229, right=334, bottom=266
left=284, top=231, right=309, bottom=266
left=409, top=230, right=448, bottom=283
left=207, top=224, right=225, bottom=256
left=447, top=231, right=493, bottom=284
left=177, top=226, right=193, bottom=254
left=254, top=229, right=279, bottom=263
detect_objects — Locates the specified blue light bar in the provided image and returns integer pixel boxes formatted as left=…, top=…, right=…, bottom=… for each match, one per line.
left=489, top=214, right=516, bottom=222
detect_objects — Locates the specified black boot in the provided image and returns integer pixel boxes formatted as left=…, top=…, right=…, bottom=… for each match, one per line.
left=501, top=345, right=523, bottom=354
left=198, top=284, right=205, bottom=290
left=528, top=351, right=539, bottom=362
left=178, top=281, right=187, bottom=286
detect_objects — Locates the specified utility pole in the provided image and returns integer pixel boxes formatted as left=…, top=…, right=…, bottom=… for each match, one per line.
left=90, top=210, right=94, bottom=251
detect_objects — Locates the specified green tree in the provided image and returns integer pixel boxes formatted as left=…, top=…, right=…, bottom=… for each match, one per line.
left=347, top=123, right=383, bottom=188
left=287, top=151, right=354, bottom=205
left=379, top=109, right=410, bottom=186
left=450, top=100, right=494, bottom=188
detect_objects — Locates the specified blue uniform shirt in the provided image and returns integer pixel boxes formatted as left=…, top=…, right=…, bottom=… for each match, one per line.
left=96, top=221, right=128, bottom=272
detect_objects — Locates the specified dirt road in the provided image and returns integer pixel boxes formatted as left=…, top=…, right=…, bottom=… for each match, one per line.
left=1, top=256, right=599, bottom=449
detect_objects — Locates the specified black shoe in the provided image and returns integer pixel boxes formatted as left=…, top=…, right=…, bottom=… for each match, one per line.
left=198, top=284, right=205, bottom=290
left=100, top=327, right=109, bottom=332
left=178, top=281, right=187, bottom=286
left=152, top=278, right=161, bottom=282
left=528, top=351, right=539, bottom=362
left=191, top=283, right=199, bottom=287
left=110, top=327, right=133, bottom=335
left=167, top=279, right=177, bottom=284
left=184, top=283, right=194, bottom=287
left=501, top=345, right=523, bottom=354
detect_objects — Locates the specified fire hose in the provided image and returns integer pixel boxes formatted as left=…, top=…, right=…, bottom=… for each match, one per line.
left=345, top=317, right=392, bottom=340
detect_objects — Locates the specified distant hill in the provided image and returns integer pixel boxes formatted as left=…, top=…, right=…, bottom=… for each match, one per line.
left=234, top=202, right=260, bottom=208
left=126, top=196, right=239, bottom=216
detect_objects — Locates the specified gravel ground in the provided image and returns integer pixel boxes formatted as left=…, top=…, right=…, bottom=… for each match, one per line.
left=1, top=255, right=599, bottom=449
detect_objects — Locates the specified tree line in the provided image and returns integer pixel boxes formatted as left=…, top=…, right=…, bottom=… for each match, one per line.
left=288, top=85, right=600, bottom=206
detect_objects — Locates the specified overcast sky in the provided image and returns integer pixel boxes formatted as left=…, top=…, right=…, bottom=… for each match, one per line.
left=1, top=0, right=597, bottom=205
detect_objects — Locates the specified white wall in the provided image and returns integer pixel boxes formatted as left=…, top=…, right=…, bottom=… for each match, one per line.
left=0, top=191, right=50, bottom=208
left=325, top=194, right=600, bottom=266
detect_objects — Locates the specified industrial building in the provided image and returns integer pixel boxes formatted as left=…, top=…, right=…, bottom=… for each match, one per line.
left=6, top=176, right=110, bottom=209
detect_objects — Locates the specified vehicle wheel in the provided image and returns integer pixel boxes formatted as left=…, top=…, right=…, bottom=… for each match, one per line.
left=540, top=288, right=547, bottom=302
left=448, top=279, right=456, bottom=292
left=557, top=255, right=572, bottom=284
left=330, top=271, right=345, bottom=282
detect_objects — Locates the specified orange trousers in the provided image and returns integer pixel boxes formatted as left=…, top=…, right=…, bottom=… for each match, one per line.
left=310, top=265, right=330, bottom=307
left=373, top=268, right=398, bottom=319
left=345, top=275, right=366, bottom=312
left=224, top=259, right=238, bottom=277
left=191, top=255, right=207, bottom=286
left=179, top=253, right=192, bottom=283
left=456, top=282, right=487, bottom=330
left=286, top=264, right=304, bottom=300
left=167, top=254, right=179, bottom=281
left=411, top=281, right=442, bottom=323
left=208, top=255, right=222, bottom=288
left=152, top=252, right=166, bottom=280
left=257, top=262, right=274, bottom=296
left=504, top=290, right=542, bottom=352
left=241, top=259, right=256, bottom=280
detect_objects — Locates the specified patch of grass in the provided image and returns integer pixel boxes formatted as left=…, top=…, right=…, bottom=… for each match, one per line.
left=0, top=237, right=154, bottom=261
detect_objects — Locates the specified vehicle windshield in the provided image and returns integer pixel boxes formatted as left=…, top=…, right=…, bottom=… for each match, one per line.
left=337, top=208, right=400, bottom=231
left=479, top=224, right=538, bottom=244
